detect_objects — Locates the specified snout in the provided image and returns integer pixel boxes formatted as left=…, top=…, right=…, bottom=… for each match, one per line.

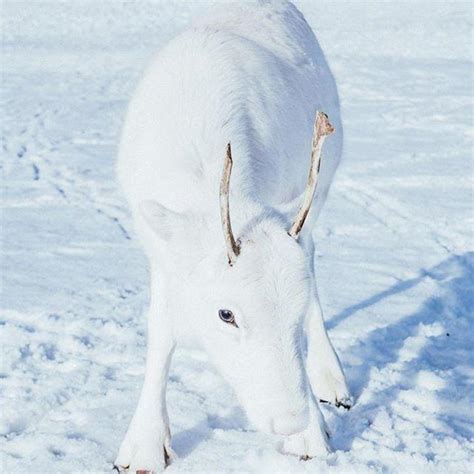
left=272, top=410, right=309, bottom=436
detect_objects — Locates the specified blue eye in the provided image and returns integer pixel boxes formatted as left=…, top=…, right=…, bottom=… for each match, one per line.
left=219, top=309, right=238, bottom=327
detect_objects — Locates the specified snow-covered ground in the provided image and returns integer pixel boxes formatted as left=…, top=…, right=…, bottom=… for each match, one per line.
left=1, top=1, right=473, bottom=472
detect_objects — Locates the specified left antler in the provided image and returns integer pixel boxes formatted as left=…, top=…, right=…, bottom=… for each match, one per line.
left=288, top=111, right=334, bottom=239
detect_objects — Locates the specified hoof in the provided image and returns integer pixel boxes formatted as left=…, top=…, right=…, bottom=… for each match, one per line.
left=320, top=394, right=354, bottom=410
left=114, top=431, right=175, bottom=473
left=335, top=396, right=353, bottom=410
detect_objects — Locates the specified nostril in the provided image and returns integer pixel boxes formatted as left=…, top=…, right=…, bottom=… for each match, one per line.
left=272, top=411, right=309, bottom=436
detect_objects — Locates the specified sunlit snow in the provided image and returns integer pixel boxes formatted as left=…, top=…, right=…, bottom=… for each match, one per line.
left=1, top=1, right=473, bottom=472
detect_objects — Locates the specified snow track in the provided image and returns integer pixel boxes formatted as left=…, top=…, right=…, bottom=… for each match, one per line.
left=1, top=1, right=472, bottom=472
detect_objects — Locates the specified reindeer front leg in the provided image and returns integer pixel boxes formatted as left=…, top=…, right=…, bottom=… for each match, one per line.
left=115, top=290, right=175, bottom=473
left=282, top=386, right=331, bottom=458
left=305, top=290, right=353, bottom=409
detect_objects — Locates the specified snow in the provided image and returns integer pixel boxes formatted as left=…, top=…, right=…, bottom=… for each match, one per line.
left=1, top=0, right=473, bottom=472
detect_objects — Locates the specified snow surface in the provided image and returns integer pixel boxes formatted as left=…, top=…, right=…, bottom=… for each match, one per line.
left=1, top=0, right=473, bottom=472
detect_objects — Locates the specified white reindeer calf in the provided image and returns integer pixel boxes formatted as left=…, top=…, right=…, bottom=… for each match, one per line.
left=115, top=1, right=352, bottom=471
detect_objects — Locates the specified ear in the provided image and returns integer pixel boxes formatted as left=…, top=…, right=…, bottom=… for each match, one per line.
left=139, top=200, right=187, bottom=241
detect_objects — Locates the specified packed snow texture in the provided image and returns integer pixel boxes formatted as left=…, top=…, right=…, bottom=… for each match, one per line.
left=1, top=1, right=473, bottom=472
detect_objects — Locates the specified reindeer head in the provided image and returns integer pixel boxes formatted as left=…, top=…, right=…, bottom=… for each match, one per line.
left=141, top=112, right=334, bottom=436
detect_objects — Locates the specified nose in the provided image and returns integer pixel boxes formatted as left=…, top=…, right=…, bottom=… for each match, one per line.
left=272, top=410, right=309, bottom=436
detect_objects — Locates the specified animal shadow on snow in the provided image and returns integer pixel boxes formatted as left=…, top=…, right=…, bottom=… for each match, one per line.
left=329, top=252, right=473, bottom=451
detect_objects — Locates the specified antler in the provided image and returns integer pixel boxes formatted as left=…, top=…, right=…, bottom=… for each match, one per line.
left=288, top=111, right=334, bottom=240
left=220, top=143, right=240, bottom=266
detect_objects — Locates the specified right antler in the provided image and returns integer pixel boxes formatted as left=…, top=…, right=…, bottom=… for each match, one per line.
left=288, top=111, right=334, bottom=240
left=220, top=143, right=240, bottom=266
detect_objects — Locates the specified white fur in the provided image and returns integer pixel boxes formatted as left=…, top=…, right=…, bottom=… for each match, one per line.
left=115, top=1, right=351, bottom=471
